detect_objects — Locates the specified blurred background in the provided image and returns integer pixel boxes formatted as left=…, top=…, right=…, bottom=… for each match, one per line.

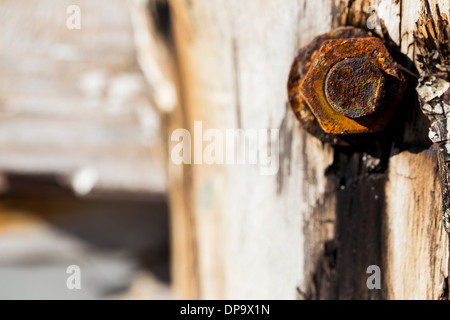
left=0, top=0, right=172, bottom=299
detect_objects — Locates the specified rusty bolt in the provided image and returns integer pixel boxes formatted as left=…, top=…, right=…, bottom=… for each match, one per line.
left=287, top=27, right=407, bottom=140
left=325, top=58, right=385, bottom=118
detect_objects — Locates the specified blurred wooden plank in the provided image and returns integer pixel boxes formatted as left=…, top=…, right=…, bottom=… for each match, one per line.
left=0, top=0, right=166, bottom=194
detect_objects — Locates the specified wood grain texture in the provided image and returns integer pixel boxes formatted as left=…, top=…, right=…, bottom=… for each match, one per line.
left=386, top=149, right=448, bottom=299
left=0, top=0, right=166, bottom=194
left=159, top=0, right=450, bottom=299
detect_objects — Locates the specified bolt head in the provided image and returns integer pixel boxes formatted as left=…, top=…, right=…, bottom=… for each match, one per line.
left=325, top=58, right=385, bottom=118
left=298, top=37, right=406, bottom=135
left=287, top=27, right=371, bottom=145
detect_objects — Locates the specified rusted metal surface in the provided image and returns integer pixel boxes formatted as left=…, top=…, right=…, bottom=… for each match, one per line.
left=287, top=26, right=406, bottom=139
left=287, top=27, right=370, bottom=145
left=299, top=37, right=406, bottom=135
left=325, top=58, right=385, bottom=118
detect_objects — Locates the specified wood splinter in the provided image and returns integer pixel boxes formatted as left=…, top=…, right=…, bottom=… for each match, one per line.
left=414, top=0, right=450, bottom=232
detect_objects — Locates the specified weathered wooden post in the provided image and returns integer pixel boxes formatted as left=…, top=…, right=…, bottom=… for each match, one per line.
left=136, top=0, right=450, bottom=299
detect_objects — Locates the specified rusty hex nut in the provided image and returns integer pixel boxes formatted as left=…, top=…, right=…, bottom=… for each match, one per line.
left=288, top=27, right=407, bottom=139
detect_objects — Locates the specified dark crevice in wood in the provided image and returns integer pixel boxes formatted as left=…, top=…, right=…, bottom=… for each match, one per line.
left=147, top=0, right=173, bottom=42
left=305, top=147, right=388, bottom=299
left=345, top=0, right=356, bottom=26
left=439, top=276, right=449, bottom=300
left=343, top=0, right=370, bottom=30
left=333, top=150, right=387, bottom=300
